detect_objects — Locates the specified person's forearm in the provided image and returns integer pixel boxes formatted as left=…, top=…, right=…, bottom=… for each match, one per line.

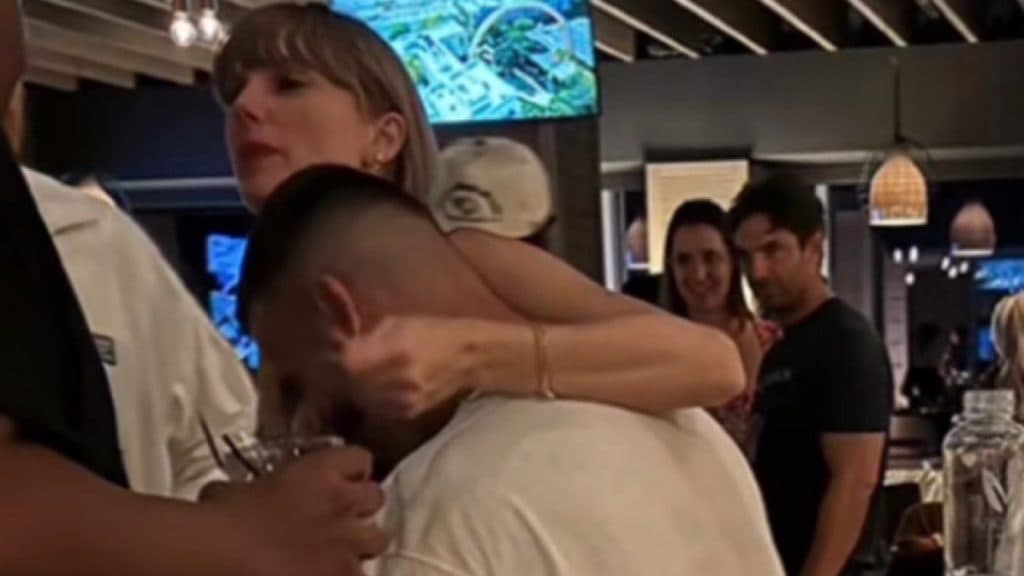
left=800, top=477, right=876, bottom=576
left=0, top=443, right=254, bottom=576
left=469, top=314, right=745, bottom=411
left=0, top=1, right=26, bottom=109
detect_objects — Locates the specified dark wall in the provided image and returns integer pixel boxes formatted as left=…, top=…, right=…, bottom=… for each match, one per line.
left=599, top=40, right=1024, bottom=164
left=27, top=83, right=603, bottom=279
left=28, top=83, right=230, bottom=180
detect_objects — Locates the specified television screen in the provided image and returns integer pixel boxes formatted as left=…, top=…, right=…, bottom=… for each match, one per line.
left=977, top=324, right=996, bottom=363
left=206, top=233, right=260, bottom=371
left=975, top=259, right=1024, bottom=293
left=330, top=0, right=599, bottom=124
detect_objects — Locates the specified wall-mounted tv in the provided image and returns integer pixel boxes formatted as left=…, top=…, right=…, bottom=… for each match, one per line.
left=207, top=234, right=260, bottom=371
left=330, top=0, right=599, bottom=124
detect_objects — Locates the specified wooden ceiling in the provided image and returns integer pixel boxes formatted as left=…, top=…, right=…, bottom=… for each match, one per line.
left=595, top=0, right=1024, bottom=61
left=20, top=0, right=275, bottom=91
left=20, top=0, right=1024, bottom=91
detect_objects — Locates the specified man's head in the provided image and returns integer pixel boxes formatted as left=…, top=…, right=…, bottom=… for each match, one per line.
left=239, top=165, right=506, bottom=465
left=728, top=175, right=825, bottom=319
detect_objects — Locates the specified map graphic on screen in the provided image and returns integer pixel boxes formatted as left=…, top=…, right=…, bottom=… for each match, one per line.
left=330, top=0, right=598, bottom=124
left=206, top=234, right=260, bottom=371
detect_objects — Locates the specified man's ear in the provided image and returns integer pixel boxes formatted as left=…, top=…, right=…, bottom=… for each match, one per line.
left=314, top=274, right=362, bottom=339
left=807, top=230, right=826, bottom=269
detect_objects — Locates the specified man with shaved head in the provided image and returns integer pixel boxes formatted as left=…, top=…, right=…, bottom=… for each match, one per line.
left=240, top=164, right=785, bottom=576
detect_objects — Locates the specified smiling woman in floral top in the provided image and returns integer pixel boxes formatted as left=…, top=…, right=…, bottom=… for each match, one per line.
left=660, top=199, right=778, bottom=455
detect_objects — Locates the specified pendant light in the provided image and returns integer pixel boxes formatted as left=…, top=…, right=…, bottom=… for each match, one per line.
left=950, top=200, right=996, bottom=258
left=866, top=58, right=929, bottom=228
left=169, top=0, right=197, bottom=48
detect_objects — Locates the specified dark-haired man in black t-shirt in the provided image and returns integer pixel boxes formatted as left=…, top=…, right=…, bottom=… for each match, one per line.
left=0, top=8, right=386, bottom=574
left=730, top=176, right=892, bottom=576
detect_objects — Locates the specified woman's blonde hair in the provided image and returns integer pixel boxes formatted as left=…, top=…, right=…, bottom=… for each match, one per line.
left=213, top=3, right=437, bottom=200
left=992, top=292, right=1024, bottom=413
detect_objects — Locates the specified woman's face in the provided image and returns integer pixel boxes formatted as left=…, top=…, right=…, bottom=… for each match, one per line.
left=226, top=68, right=389, bottom=211
left=670, top=224, right=733, bottom=316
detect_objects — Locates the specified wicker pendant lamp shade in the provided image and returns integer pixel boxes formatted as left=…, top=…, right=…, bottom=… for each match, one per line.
left=868, top=151, right=928, bottom=227
left=866, top=59, right=929, bottom=228
left=950, top=201, right=996, bottom=258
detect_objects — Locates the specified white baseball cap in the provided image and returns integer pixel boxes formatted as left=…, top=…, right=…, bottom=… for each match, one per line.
left=430, top=137, right=554, bottom=239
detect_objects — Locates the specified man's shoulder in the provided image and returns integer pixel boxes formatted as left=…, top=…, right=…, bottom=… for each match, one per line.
left=808, top=298, right=884, bottom=350
left=385, top=398, right=741, bottom=509
left=380, top=399, right=781, bottom=576
left=23, top=168, right=111, bottom=234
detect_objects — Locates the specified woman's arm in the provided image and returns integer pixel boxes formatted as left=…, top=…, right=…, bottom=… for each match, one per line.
left=729, top=321, right=763, bottom=411
left=450, top=229, right=745, bottom=411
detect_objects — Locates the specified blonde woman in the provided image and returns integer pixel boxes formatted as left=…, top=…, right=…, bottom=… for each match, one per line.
left=215, top=4, right=744, bottom=428
left=992, top=293, right=1024, bottom=576
left=992, top=293, right=1024, bottom=416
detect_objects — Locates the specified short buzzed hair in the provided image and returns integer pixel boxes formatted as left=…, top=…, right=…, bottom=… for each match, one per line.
left=237, top=164, right=432, bottom=329
left=728, top=175, right=824, bottom=244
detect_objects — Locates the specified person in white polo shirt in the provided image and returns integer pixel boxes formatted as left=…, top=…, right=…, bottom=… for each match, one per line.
left=6, top=87, right=258, bottom=500
left=241, top=166, right=784, bottom=576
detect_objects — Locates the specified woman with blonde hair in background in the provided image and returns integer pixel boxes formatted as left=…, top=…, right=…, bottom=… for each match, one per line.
left=990, top=292, right=1024, bottom=576
left=992, top=292, right=1024, bottom=417
left=214, top=3, right=745, bottom=431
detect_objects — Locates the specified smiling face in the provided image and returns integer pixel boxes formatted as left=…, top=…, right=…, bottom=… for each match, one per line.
left=670, top=224, right=733, bottom=317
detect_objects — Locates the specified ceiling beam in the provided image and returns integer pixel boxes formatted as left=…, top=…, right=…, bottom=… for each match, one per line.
left=29, top=46, right=136, bottom=89
left=592, top=0, right=706, bottom=59
left=669, top=0, right=776, bottom=55
left=26, top=20, right=195, bottom=85
left=756, top=0, right=844, bottom=52
left=24, top=66, right=79, bottom=92
left=23, top=0, right=214, bottom=70
left=593, top=7, right=636, bottom=61
left=847, top=0, right=910, bottom=47
left=930, top=0, right=980, bottom=43
left=41, top=0, right=170, bottom=31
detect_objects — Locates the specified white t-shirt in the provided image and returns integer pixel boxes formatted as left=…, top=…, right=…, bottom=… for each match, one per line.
left=25, top=168, right=258, bottom=500
left=366, top=396, right=783, bottom=576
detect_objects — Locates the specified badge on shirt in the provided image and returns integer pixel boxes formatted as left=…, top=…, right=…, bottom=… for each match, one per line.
left=92, top=334, right=118, bottom=366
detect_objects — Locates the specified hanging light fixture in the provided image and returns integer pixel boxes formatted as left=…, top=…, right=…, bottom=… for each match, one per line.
left=197, top=0, right=223, bottom=44
left=950, top=200, right=997, bottom=258
left=866, top=58, right=930, bottom=228
left=169, top=0, right=197, bottom=48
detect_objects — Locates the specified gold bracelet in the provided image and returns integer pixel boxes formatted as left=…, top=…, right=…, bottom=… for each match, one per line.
left=531, top=324, right=556, bottom=400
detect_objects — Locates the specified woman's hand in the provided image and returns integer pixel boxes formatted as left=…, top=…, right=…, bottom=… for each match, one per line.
left=338, top=316, right=496, bottom=420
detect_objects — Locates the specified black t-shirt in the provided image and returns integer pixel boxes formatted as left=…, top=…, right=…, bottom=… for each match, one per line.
left=621, top=272, right=662, bottom=306
left=754, top=298, right=892, bottom=574
left=0, top=137, right=127, bottom=486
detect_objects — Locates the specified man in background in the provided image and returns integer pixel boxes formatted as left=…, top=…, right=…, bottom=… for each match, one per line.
left=730, top=176, right=893, bottom=576
left=6, top=84, right=258, bottom=500
left=240, top=165, right=784, bottom=576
